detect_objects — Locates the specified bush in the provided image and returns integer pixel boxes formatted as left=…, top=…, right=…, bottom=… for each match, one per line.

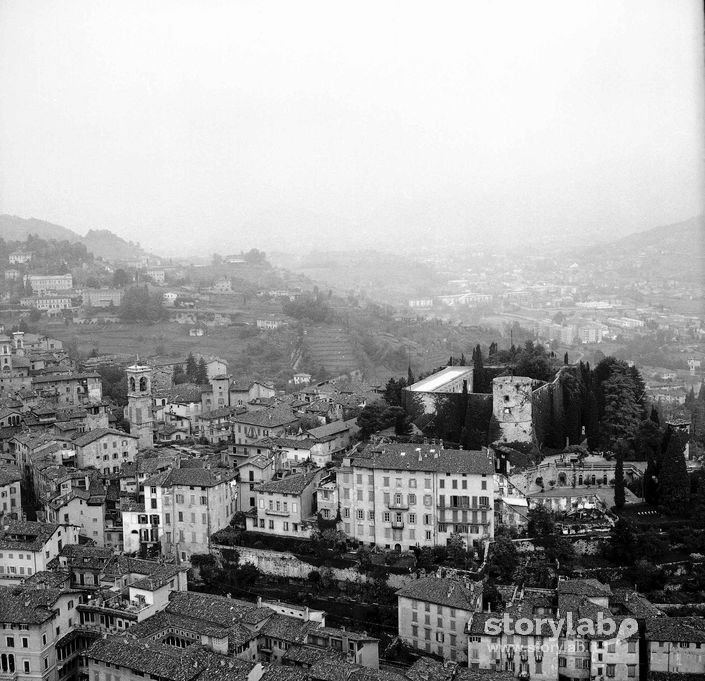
left=190, top=553, right=217, bottom=568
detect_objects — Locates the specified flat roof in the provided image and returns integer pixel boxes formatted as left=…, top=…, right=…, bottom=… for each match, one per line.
left=408, top=366, right=472, bottom=393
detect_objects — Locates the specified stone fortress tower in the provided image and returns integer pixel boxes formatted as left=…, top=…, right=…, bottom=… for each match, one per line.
left=492, top=375, right=534, bottom=443
left=126, top=363, right=154, bottom=449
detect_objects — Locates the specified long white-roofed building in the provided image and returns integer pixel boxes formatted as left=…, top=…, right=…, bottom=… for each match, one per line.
left=403, top=366, right=474, bottom=414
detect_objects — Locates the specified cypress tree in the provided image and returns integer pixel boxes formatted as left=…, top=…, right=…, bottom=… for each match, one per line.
left=564, top=352, right=569, bottom=365
left=407, top=364, right=415, bottom=386
left=185, top=352, right=198, bottom=382
left=196, top=357, right=209, bottom=385
left=658, top=430, right=690, bottom=512
left=614, top=451, right=626, bottom=508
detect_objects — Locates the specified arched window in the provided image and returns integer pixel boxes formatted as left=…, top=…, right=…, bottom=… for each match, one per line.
left=129, top=377, right=136, bottom=392
left=139, top=377, right=148, bottom=392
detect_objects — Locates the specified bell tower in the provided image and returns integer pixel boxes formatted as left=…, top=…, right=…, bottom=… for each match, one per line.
left=126, top=363, right=154, bottom=449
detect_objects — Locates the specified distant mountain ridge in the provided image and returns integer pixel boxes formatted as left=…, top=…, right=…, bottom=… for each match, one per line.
left=580, top=215, right=703, bottom=256
left=0, top=214, right=150, bottom=262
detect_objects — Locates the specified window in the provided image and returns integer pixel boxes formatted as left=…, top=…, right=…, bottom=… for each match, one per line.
left=606, top=665, right=615, bottom=678
left=479, top=496, right=489, bottom=507
left=21, top=638, right=27, bottom=649
left=628, top=641, right=636, bottom=654
left=383, top=477, right=390, bottom=487
left=268, top=520, right=274, bottom=529
left=558, top=657, right=566, bottom=668
left=409, top=494, right=416, bottom=504
left=23, top=661, right=29, bottom=673
left=409, top=514, right=416, bottom=524
left=368, top=511, right=374, bottom=520
left=357, top=510, right=364, bottom=520
left=5, top=637, right=13, bottom=647
left=409, top=479, right=417, bottom=488
left=424, top=479, right=431, bottom=489
left=1, top=654, right=15, bottom=673
left=439, top=480, right=445, bottom=489
left=627, top=665, right=636, bottom=678
left=423, top=495, right=432, bottom=506
left=481, top=480, right=487, bottom=490
left=383, top=512, right=390, bottom=522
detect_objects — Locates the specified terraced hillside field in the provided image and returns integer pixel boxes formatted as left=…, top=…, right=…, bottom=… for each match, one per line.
left=302, top=326, right=358, bottom=375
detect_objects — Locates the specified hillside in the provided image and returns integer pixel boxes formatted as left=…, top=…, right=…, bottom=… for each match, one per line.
left=81, top=230, right=147, bottom=261
left=0, top=214, right=150, bottom=263
left=578, top=215, right=704, bottom=284
left=0, top=215, right=81, bottom=242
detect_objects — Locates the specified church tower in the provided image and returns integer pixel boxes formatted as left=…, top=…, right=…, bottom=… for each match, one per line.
left=126, top=363, right=154, bottom=449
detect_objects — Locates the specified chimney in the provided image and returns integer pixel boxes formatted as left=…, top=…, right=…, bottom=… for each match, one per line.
left=257, top=596, right=262, bottom=608
left=304, top=606, right=310, bottom=621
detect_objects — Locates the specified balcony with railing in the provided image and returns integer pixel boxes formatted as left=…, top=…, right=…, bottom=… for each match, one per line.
left=265, top=508, right=290, bottom=517
left=388, top=499, right=409, bottom=510
left=391, top=520, right=404, bottom=529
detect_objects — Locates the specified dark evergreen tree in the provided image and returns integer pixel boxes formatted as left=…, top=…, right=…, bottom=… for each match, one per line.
left=383, top=377, right=407, bottom=407
left=643, top=459, right=659, bottom=505
left=185, top=352, right=198, bottom=382
left=564, top=352, right=569, bottom=365
left=196, top=357, right=209, bottom=385
left=650, top=405, right=660, bottom=425
left=614, top=450, right=626, bottom=508
left=601, top=373, right=643, bottom=447
left=173, top=364, right=187, bottom=385
left=407, top=364, right=415, bottom=386
left=691, top=399, right=705, bottom=446
left=658, top=430, right=690, bottom=512
left=685, top=387, right=696, bottom=408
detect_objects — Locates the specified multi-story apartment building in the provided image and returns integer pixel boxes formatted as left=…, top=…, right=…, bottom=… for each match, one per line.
left=31, top=372, right=103, bottom=407
left=231, top=408, right=299, bottom=451
left=71, top=429, right=138, bottom=473
left=247, top=470, right=323, bottom=538
left=20, top=294, right=76, bottom=313
left=0, top=583, right=82, bottom=681
left=397, top=576, right=483, bottom=663
left=645, top=617, right=705, bottom=677
left=234, top=453, right=275, bottom=512
left=0, top=521, right=80, bottom=579
left=24, top=273, right=73, bottom=293
left=44, top=484, right=106, bottom=546
left=81, top=288, right=124, bottom=308
left=0, top=464, right=22, bottom=519
left=133, top=466, right=237, bottom=561
left=467, top=579, right=641, bottom=680
left=336, top=444, right=495, bottom=551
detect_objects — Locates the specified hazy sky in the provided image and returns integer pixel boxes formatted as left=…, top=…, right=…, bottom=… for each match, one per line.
left=0, top=0, right=703, bottom=255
